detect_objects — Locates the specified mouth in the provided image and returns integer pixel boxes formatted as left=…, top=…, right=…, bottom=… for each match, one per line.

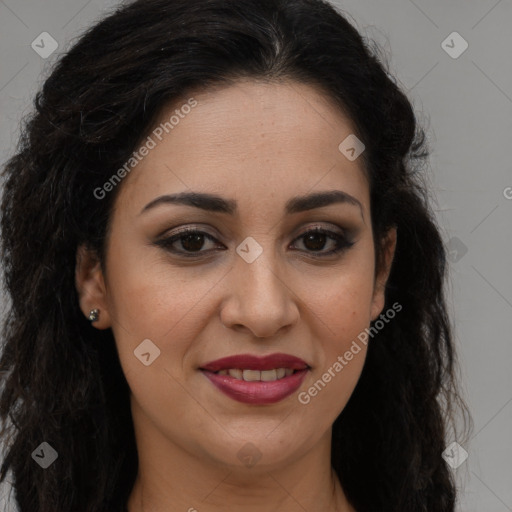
left=199, top=353, right=310, bottom=404
left=209, top=368, right=299, bottom=381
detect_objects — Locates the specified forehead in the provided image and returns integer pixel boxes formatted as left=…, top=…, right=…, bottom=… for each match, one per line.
left=116, top=79, right=369, bottom=216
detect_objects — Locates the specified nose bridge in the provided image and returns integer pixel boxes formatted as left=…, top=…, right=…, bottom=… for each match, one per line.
left=241, top=246, right=281, bottom=295
left=220, top=236, right=298, bottom=337
left=237, top=236, right=287, bottom=305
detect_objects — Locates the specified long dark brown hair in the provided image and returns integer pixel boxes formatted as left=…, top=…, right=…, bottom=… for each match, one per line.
left=0, top=0, right=471, bottom=510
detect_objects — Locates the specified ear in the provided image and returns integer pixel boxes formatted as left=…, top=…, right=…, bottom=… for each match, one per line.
left=75, top=244, right=112, bottom=329
left=370, top=227, right=397, bottom=321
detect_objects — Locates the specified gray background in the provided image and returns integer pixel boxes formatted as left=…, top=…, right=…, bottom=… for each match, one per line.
left=0, top=0, right=511, bottom=510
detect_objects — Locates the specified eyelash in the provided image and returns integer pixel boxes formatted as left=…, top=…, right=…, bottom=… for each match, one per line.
left=155, top=226, right=355, bottom=259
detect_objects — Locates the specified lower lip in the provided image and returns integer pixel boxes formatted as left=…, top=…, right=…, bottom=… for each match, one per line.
left=201, top=369, right=309, bottom=404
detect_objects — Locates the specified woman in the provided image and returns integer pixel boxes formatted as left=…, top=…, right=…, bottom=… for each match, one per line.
left=0, top=0, right=471, bottom=511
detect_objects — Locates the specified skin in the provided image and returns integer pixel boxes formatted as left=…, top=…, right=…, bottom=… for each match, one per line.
left=76, top=78, right=397, bottom=512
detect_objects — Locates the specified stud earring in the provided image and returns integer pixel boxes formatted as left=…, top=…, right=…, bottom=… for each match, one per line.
left=88, top=308, right=100, bottom=322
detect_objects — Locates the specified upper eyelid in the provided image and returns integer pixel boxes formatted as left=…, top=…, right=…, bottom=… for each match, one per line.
left=160, top=223, right=347, bottom=243
left=161, top=220, right=348, bottom=237
left=294, top=224, right=346, bottom=236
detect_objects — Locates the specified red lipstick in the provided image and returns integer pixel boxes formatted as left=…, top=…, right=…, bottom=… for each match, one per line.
left=200, top=353, right=310, bottom=405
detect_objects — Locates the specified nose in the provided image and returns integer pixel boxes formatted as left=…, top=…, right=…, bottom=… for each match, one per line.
left=219, top=245, right=300, bottom=338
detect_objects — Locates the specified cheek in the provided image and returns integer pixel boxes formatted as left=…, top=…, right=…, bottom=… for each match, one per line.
left=106, top=241, right=220, bottom=335
left=295, top=261, right=374, bottom=412
left=298, top=281, right=371, bottom=420
left=104, top=245, right=224, bottom=390
left=104, top=252, right=215, bottom=431
left=301, top=261, right=376, bottom=343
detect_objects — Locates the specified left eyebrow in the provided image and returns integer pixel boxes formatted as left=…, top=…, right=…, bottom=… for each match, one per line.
left=139, top=190, right=364, bottom=221
left=285, top=190, right=364, bottom=220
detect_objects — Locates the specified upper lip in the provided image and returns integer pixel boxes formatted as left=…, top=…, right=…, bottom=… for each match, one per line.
left=200, top=353, right=310, bottom=372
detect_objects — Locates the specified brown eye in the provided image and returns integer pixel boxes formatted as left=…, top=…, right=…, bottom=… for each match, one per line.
left=291, top=228, right=354, bottom=256
left=179, top=232, right=207, bottom=252
left=155, top=226, right=355, bottom=259
left=302, top=231, right=329, bottom=251
left=155, top=228, right=224, bottom=257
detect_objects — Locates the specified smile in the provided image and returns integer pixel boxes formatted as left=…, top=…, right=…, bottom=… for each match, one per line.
left=214, top=368, right=295, bottom=381
left=199, top=353, right=310, bottom=404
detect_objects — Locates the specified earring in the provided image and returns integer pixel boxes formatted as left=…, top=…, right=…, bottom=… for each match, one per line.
left=88, top=308, right=100, bottom=322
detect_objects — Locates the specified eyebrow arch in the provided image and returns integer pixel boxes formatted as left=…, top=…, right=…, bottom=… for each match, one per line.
left=139, top=190, right=364, bottom=220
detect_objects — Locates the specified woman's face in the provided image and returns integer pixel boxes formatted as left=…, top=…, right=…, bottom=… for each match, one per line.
left=77, top=79, right=395, bottom=472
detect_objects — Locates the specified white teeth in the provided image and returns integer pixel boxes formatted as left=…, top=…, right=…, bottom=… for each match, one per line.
left=227, top=368, right=243, bottom=380
left=242, top=369, right=261, bottom=382
left=216, top=368, right=298, bottom=381
left=260, top=369, right=277, bottom=381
